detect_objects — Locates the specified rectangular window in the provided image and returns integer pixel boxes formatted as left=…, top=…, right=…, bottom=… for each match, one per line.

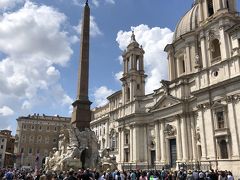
left=1, top=139, right=4, bottom=142
left=182, top=59, right=185, bottom=73
left=0, top=154, right=2, bottom=159
left=207, top=0, right=214, bottom=17
left=216, top=111, right=225, bottom=129
left=125, top=133, right=129, bottom=145
left=0, top=145, right=3, bottom=149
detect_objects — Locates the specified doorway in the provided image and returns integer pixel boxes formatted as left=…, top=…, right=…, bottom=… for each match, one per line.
left=150, top=150, right=156, bottom=166
left=170, top=139, right=177, bottom=168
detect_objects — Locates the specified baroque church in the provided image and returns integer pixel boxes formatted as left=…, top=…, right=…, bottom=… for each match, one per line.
left=90, top=0, right=240, bottom=174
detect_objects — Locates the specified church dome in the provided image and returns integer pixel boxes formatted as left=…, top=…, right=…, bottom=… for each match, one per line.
left=173, top=3, right=199, bottom=41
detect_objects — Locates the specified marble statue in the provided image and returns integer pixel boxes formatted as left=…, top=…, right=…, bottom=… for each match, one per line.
left=44, top=126, right=100, bottom=171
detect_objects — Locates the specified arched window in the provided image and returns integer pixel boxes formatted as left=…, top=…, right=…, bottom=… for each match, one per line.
left=136, top=55, right=140, bottom=71
left=207, top=0, right=214, bottom=16
left=220, top=140, right=228, bottom=159
left=178, top=55, right=185, bottom=75
left=211, top=39, right=221, bottom=60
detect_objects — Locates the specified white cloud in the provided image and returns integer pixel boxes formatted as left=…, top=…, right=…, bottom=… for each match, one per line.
left=115, top=71, right=123, bottom=82
left=0, top=0, right=24, bottom=10
left=75, top=16, right=102, bottom=37
left=21, top=100, right=31, bottom=110
left=105, top=0, right=115, bottom=4
left=92, top=0, right=99, bottom=7
left=0, top=106, right=14, bottom=116
left=94, top=86, right=114, bottom=107
left=0, top=1, right=74, bottom=130
left=116, top=24, right=173, bottom=94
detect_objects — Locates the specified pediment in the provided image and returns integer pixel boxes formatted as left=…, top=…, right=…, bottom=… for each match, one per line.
left=211, top=101, right=227, bottom=109
left=150, top=95, right=181, bottom=111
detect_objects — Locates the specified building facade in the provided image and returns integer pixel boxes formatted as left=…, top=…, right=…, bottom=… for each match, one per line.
left=91, top=0, right=240, bottom=175
left=0, top=130, right=15, bottom=168
left=15, top=114, right=70, bottom=168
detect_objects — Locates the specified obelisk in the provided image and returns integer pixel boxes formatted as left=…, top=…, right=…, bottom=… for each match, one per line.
left=71, top=0, right=92, bottom=131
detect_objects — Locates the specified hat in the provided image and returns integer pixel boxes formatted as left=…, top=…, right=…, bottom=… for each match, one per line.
left=188, top=170, right=192, bottom=174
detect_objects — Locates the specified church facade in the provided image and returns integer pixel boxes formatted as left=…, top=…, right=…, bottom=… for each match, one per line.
left=90, top=0, right=240, bottom=174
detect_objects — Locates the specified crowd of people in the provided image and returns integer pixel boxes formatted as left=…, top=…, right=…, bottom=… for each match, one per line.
left=0, top=167, right=238, bottom=180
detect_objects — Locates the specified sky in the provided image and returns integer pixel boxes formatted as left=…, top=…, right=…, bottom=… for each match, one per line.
left=0, top=0, right=239, bottom=134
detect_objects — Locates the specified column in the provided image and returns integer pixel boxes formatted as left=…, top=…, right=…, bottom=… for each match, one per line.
left=132, top=125, right=139, bottom=161
left=200, top=32, right=208, bottom=68
left=144, top=125, right=148, bottom=162
left=130, top=126, right=133, bottom=162
left=168, top=56, right=172, bottom=80
left=123, top=58, right=127, bottom=74
left=198, top=109, right=207, bottom=159
left=155, top=121, right=161, bottom=162
left=106, top=120, right=110, bottom=148
left=204, top=108, right=216, bottom=159
left=130, top=55, right=134, bottom=70
left=186, top=115, right=193, bottom=161
left=118, top=128, right=122, bottom=162
left=122, top=84, right=125, bottom=105
left=202, top=0, right=208, bottom=20
left=139, top=55, right=143, bottom=71
left=176, top=117, right=183, bottom=161
left=227, top=99, right=240, bottom=158
left=222, top=0, right=227, bottom=8
left=181, top=116, right=189, bottom=162
left=120, top=129, right=125, bottom=162
left=186, top=44, right=191, bottom=73
left=130, top=80, right=134, bottom=101
left=160, top=122, right=166, bottom=163
left=191, top=115, right=197, bottom=162
left=198, top=0, right=204, bottom=22
left=168, top=51, right=176, bottom=81
left=219, top=25, right=230, bottom=60
left=176, top=58, right=181, bottom=77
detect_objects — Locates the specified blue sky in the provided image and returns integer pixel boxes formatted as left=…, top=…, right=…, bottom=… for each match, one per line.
left=0, top=0, right=239, bottom=133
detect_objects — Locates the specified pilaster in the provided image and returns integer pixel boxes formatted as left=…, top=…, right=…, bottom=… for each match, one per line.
left=226, top=95, right=240, bottom=158
left=154, top=121, right=161, bottom=162
left=160, top=122, right=166, bottom=163
left=176, top=117, right=183, bottom=161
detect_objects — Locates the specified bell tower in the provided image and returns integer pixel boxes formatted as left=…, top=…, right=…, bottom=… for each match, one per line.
left=197, top=0, right=237, bottom=21
left=120, top=31, right=147, bottom=104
